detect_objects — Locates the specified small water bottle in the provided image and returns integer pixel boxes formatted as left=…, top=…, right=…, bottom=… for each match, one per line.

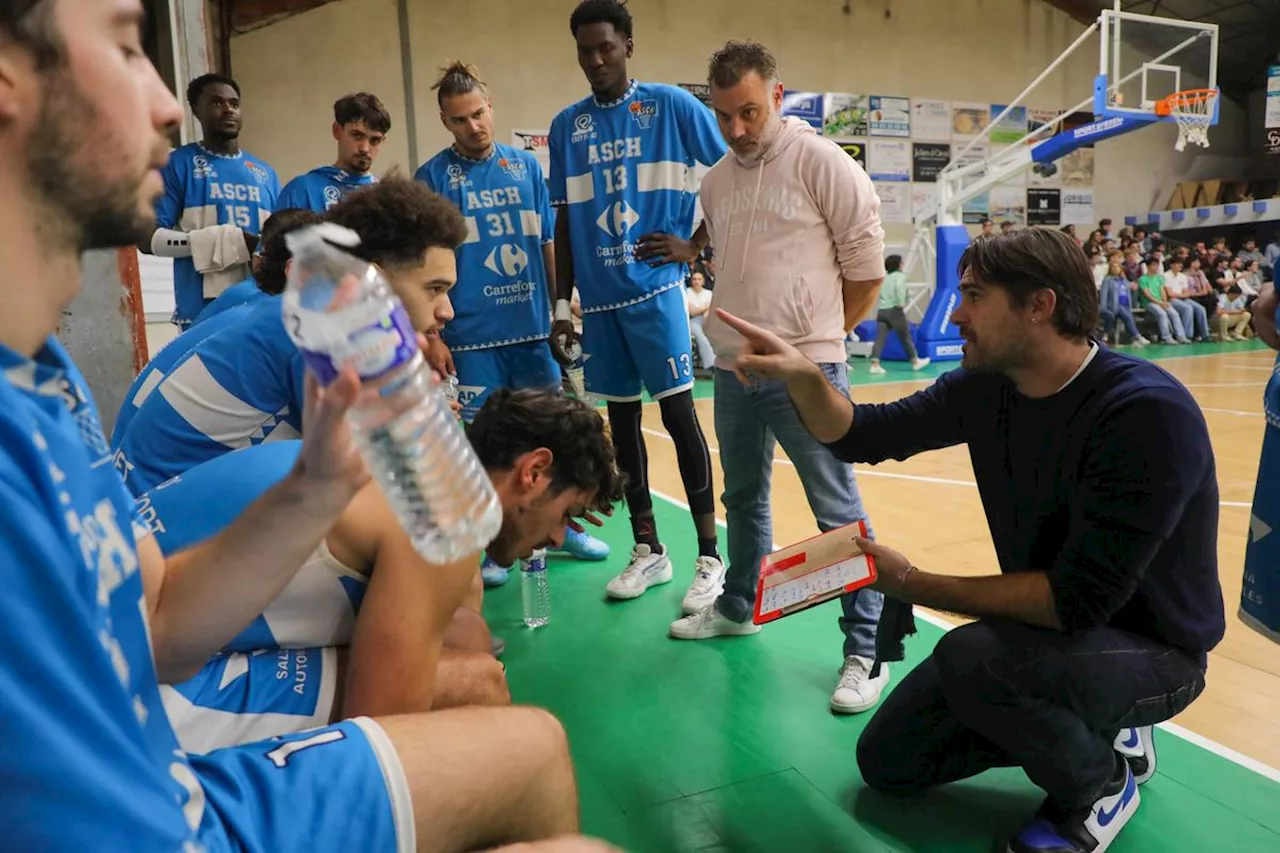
left=560, top=339, right=596, bottom=406
left=521, top=549, right=550, bottom=628
left=281, top=223, right=501, bottom=564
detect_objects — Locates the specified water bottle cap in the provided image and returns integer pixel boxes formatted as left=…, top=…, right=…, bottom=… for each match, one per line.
left=284, top=222, right=362, bottom=254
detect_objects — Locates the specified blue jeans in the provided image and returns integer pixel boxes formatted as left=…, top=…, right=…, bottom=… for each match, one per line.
left=712, top=365, right=883, bottom=658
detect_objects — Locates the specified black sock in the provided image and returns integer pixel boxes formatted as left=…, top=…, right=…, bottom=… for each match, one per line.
left=631, top=513, right=661, bottom=551
left=698, top=537, right=720, bottom=560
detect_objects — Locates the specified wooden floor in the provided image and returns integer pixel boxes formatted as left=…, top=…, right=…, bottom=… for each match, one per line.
left=637, top=342, right=1280, bottom=775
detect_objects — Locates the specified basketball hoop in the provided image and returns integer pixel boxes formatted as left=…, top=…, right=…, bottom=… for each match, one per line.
left=1155, top=89, right=1217, bottom=152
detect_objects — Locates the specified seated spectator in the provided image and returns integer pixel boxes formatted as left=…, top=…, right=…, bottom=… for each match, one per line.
left=869, top=254, right=930, bottom=375
left=1237, top=260, right=1263, bottom=298
left=1265, top=236, right=1280, bottom=280
left=718, top=228, right=1223, bottom=853
left=1177, top=258, right=1214, bottom=339
left=1163, top=260, right=1208, bottom=342
left=685, top=271, right=715, bottom=375
left=114, top=178, right=460, bottom=496
left=1238, top=239, right=1265, bottom=270
left=980, top=219, right=995, bottom=238
left=1134, top=227, right=1151, bottom=253
left=1122, top=249, right=1143, bottom=282
left=1215, top=285, right=1252, bottom=341
left=1001, top=221, right=1015, bottom=235
left=1089, top=247, right=1107, bottom=288
left=1138, top=258, right=1189, bottom=344
left=147, top=389, right=624, bottom=753
left=1060, top=223, right=1079, bottom=244
left=1099, top=256, right=1147, bottom=347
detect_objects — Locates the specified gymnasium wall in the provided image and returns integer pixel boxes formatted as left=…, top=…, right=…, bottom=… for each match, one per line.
left=229, top=0, right=1248, bottom=243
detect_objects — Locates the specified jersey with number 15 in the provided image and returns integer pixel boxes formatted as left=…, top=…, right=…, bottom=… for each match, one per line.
left=548, top=81, right=725, bottom=313
left=156, top=143, right=281, bottom=325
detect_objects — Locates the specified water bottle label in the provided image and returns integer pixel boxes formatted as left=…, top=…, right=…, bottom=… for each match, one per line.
left=522, top=555, right=547, bottom=573
left=294, top=303, right=418, bottom=385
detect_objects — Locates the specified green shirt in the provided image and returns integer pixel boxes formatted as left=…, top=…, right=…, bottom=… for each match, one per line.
left=1137, top=274, right=1166, bottom=305
left=878, top=270, right=909, bottom=310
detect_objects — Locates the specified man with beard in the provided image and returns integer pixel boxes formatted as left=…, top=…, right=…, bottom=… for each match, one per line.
left=146, top=72, right=281, bottom=329
left=713, top=227, right=1224, bottom=853
left=277, top=92, right=389, bottom=213
left=0, top=2, right=618, bottom=851
left=670, top=40, right=889, bottom=720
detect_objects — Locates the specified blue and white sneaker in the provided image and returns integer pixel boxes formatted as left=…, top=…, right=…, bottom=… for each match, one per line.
left=1113, top=726, right=1156, bottom=785
left=481, top=555, right=510, bottom=588
left=1007, top=760, right=1139, bottom=853
left=550, top=527, right=610, bottom=561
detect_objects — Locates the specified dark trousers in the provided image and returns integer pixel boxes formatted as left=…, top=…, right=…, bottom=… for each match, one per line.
left=857, top=620, right=1205, bottom=809
left=871, top=307, right=918, bottom=361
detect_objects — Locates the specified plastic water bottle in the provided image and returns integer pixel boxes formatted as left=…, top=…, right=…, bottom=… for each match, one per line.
left=521, top=549, right=550, bottom=628
left=281, top=223, right=501, bottom=564
left=560, top=339, right=596, bottom=406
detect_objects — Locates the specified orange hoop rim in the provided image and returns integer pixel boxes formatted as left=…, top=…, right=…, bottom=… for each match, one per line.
left=1154, top=88, right=1218, bottom=117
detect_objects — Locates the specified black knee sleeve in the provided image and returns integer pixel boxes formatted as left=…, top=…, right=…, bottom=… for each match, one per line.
left=606, top=400, right=652, bottom=517
left=658, top=391, right=715, bottom=518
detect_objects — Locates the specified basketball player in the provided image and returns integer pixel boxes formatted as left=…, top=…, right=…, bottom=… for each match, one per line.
left=114, top=178, right=461, bottom=496
left=416, top=62, right=609, bottom=582
left=277, top=93, right=390, bottom=212
left=145, top=389, right=624, bottom=754
left=0, top=4, right=615, bottom=850
left=145, top=72, right=280, bottom=329
left=550, top=0, right=727, bottom=609
left=110, top=208, right=321, bottom=448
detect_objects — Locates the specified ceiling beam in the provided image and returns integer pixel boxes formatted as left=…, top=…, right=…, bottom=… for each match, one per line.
left=1039, top=0, right=1110, bottom=27
left=230, top=0, right=338, bottom=34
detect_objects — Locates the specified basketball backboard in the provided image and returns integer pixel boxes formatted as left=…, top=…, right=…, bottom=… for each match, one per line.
left=1096, top=9, right=1219, bottom=127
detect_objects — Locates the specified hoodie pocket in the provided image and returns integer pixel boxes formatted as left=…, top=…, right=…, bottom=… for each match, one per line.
left=773, top=275, right=815, bottom=339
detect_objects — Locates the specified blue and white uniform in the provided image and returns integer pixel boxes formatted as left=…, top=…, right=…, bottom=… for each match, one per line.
left=1243, top=354, right=1280, bottom=643
left=113, top=297, right=304, bottom=496
left=549, top=81, right=725, bottom=401
left=111, top=302, right=252, bottom=448
left=416, top=143, right=559, bottom=421
left=192, top=276, right=270, bottom=327
left=156, top=143, right=280, bottom=328
left=277, top=165, right=377, bottom=213
left=0, top=338, right=411, bottom=853
left=136, top=441, right=368, bottom=753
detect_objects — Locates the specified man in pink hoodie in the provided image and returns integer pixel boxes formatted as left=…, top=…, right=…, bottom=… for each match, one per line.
left=668, top=40, right=889, bottom=715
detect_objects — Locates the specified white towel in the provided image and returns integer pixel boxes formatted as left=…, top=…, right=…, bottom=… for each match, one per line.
left=190, top=224, right=253, bottom=298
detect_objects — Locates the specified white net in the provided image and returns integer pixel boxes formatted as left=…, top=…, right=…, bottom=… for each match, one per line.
left=1167, top=91, right=1216, bottom=152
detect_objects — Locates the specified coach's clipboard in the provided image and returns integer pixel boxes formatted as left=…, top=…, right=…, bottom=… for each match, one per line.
left=752, top=520, right=877, bottom=626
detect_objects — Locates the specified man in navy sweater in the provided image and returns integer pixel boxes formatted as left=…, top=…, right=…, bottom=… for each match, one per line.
left=716, top=227, right=1224, bottom=853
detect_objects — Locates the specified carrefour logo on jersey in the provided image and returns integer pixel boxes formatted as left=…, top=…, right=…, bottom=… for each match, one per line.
left=572, top=113, right=597, bottom=143
left=484, top=244, right=529, bottom=277
left=629, top=99, right=658, bottom=129
left=596, top=200, right=639, bottom=238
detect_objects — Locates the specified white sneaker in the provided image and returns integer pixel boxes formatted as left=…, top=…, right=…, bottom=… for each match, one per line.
left=911, top=357, right=931, bottom=371
left=680, top=556, right=726, bottom=615
left=1134, top=336, right=1150, bottom=347
left=868, top=362, right=886, bottom=375
left=1113, top=725, right=1156, bottom=785
left=605, top=544, right=672, bottom=600
left=669, top=604, right=761, bottom=639
left=830, top=655, right=889, bottom=714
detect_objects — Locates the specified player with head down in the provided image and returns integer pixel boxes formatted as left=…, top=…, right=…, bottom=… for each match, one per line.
left=417, top=60, right=610, bottom=586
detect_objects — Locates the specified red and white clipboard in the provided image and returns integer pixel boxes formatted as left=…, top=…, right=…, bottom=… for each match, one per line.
left=752, top=520, right=878, bottom=626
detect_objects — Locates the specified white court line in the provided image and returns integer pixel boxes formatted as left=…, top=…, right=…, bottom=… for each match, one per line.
left=1199, top=407, right=1262, bottom=418
left=1225, top=366, right=1277, bottom=372
left=1182, top=382, right=1262, bottom=389
left=645, top=486, right=1280, bottom=785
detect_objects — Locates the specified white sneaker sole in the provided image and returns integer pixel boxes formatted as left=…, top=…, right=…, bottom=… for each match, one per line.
left=669, top=617, right=761, bottom=640
left=605, top=561, right=673, bottom=600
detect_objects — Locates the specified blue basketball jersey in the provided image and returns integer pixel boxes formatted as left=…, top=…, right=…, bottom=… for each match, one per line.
left=156, top=143, right=281, bottom=325
left=136, top=441, right=368, bottom=653
left=193, top=277, right=269, bottom=327
left=0, top=337, right=215, bottom=850
left=277, top=166, right=377, bottom=214
left=111, top=302, right=252, bottom=449
left=416, top=143, right=554, bottom=350
left=548, top=81, right=725, bottom=313
left=1243, top=355, right=1280, bottom=642
left=114, top=297, right=305, bottom=496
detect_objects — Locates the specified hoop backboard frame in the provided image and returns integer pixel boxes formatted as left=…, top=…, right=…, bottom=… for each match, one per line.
left=1094, top=9, right=1220, bottom=129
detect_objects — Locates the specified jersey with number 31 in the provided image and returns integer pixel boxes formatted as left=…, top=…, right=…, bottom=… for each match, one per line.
left=548, top=81, right=725, bottom=313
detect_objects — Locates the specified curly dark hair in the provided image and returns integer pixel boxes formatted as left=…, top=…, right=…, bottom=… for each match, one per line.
left=1, top=0, right=60, bottom=69
left=334, top=92, right=391, bottom=134
left=708, top=39, right=778, bottom=89
left=469, top=389, right=625, bottom=512
left=254, top=208, right=324, bottom=295
left=570, top=0, right=632, bottom=38
left=958, top=227, right=1099, bottom=340
left=325, top=176, right=467, bottom=271
left=186, top=73, right=241, bottom=110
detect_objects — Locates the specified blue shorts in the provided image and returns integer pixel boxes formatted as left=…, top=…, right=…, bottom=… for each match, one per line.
left=162, top=647, right=339, bottom=755
left=452, top=339, right=562, bottom=422
left=581, top=285, right=694, bottom=402
left=191, top=716, right=413, bottom=852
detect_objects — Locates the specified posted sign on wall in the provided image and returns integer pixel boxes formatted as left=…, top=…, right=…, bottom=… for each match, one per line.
left=1266, top=66, right=1280, bottom=155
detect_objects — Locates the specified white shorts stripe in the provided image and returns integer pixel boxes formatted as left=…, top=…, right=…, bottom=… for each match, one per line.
left=350, top=716, right=417, bottom=853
